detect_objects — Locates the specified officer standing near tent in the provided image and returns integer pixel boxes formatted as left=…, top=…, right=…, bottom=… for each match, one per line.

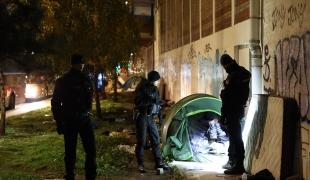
left=134, top=70, right=169, bottom=173
left=51, top=54, right=97, bottom=180
left=219, top=54, right=251, bottom=175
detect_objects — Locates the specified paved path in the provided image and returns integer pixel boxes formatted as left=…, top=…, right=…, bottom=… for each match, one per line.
left=6, top=98, right=51, bottom=118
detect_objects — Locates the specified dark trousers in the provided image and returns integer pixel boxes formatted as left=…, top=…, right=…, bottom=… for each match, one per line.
left=226, top=113, right=245, bottom=168
left=63, top=120, right=97, bottom=180
left=135, top=114, right=162, bottom=166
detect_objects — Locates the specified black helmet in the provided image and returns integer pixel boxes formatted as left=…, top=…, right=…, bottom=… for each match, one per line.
left=71, top=54, right=85, bottom=65
left=220, top=54, right=234, bottom=66
left=147, top=70, right=160, bottom=82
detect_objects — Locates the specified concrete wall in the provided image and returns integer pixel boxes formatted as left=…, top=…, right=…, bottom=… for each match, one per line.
left=154, top=19, right=253, bottom=102
left=262, top=0, right=310, bottom=179
left=154, top=0, right=310, bottom=178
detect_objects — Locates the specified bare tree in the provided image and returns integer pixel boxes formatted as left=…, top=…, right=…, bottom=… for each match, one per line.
left=0, top=70, right=6, bottom=136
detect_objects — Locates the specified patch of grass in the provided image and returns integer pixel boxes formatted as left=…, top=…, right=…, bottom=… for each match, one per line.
left=100, top=92, right=134, bottom=113
left=0, top=95, right=136, bottom=179
left=7, top=107, right=55, bottom=134
left=0, top=172, right=41, bottom=180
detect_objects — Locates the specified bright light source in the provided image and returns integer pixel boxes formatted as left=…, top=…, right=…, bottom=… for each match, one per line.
left=125, top=1, right=128, bottom=5
left=170, top=159, right=228, bottom=174
left=25, top=84, right=39, bottom=98
left=130, top=52, right=133, bottom=56
left=242, top=95, right=258, bottom=147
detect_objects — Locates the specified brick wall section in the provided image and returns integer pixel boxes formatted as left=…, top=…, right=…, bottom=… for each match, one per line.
left=177, top=0, right=183, bottom=47
left=183, top=0, right=190, bottom=45
left=235, top=0, right=249, bottom=25
left=201, top=0, right=213, bottom=37
left=215, top=0, right=231, bottom=32
left=172, top=0, right=177, bottom=49
left=160, top=0, right=166, bottom=53
left=167, top=0, right=172, bottom=51
left=160, top=0, right=249, bottom=53
left=191, top=0, right=200, bottom=41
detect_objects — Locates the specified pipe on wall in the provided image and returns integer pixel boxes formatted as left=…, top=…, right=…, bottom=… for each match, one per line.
left=249, top=0, right=263, bottom=95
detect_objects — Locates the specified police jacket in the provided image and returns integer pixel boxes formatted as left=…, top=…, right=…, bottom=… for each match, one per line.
left=220, top=62, right=251, bottom=116
left=134, top=78, right=161, bottom=116
left=51, top=68, right=93, bottom=122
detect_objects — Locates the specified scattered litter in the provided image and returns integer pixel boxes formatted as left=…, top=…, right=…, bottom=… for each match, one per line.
left=42, top=121, right=54, bottom=124
left=117, top=144, right=135, bottom=154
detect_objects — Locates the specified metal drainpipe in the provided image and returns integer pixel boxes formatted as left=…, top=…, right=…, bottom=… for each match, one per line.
left=249, top=0, right=263, bottom=95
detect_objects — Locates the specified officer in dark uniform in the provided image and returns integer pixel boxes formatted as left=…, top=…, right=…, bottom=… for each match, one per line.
left=219, top=54, right=251, bottom=175
left=134, top=70, right=169, bottom=173
left=51, top=54, right=96, bottom=180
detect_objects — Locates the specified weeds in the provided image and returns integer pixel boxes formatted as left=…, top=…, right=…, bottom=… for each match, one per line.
left=0, top=93, right=136, bottom=179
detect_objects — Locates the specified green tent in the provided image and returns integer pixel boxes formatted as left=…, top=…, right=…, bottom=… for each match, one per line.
left=161, top=93, right=224, bottom=162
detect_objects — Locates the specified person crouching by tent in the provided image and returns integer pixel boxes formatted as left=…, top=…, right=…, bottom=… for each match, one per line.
left=220, top=54, right=251, bottom=175
left=134, top=70, right=170, bottom=173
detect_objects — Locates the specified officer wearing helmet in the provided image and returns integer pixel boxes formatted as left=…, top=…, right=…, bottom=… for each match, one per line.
left=51, top=54, right=96, bottom=180
left=219, top=54, right=251, bottom=175
left=134, top=70, right=169, bottom=173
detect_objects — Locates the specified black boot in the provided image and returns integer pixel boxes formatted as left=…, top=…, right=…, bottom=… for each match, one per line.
left=222, top=158, right=234, bottom=169
left=155, top=162, right=171, bottom=171
left=224, top=160, right=245, bottom=175
left=138, top=164, right=146, bottom=173
left=224, top=167, right=245, bottom=175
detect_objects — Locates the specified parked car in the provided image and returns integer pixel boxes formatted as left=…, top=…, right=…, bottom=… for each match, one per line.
left=1, top=59, right=27, bottom=110
left=25, top=74, right=54, bottom=102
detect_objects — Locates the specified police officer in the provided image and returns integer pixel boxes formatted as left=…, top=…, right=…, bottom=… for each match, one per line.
left=219, top=54, right=251, bottom=175
left=134, top=70, right=169, bottom=173
left=51, top=54, right=96, bottom=180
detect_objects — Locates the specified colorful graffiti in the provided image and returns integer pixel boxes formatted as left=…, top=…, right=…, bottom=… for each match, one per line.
left=265, top=32, right=310, bottom=122
left=271, top=1, right=306, bottom=31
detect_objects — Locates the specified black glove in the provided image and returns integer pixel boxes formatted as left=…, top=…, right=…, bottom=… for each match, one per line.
left=57, top=126, right=64, bottom=135
left=55, top=120, right=64, bottom=135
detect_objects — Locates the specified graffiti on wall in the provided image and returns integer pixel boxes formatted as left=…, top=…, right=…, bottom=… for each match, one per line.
left=263, top=45, right=274, bottom=94
left=272, top=4, right=286, bottom=31
left=204, top=43, right=212, bottom=55
left=181, top=64, right=191, bottom=98
left=159, top=44, right=226, bottom=100
left=272, top=1, right=307, bottom=31
left=197, top=55, right=213, bottom=94
left=264, top=32, right=310, bottom=122
left=287, top=2, right=306, bottom=27
left=197, top=45, right=226, bottom=97
left=188, top=44, right=197, bottom=60
left=162, top=58, right=177, bottom=100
